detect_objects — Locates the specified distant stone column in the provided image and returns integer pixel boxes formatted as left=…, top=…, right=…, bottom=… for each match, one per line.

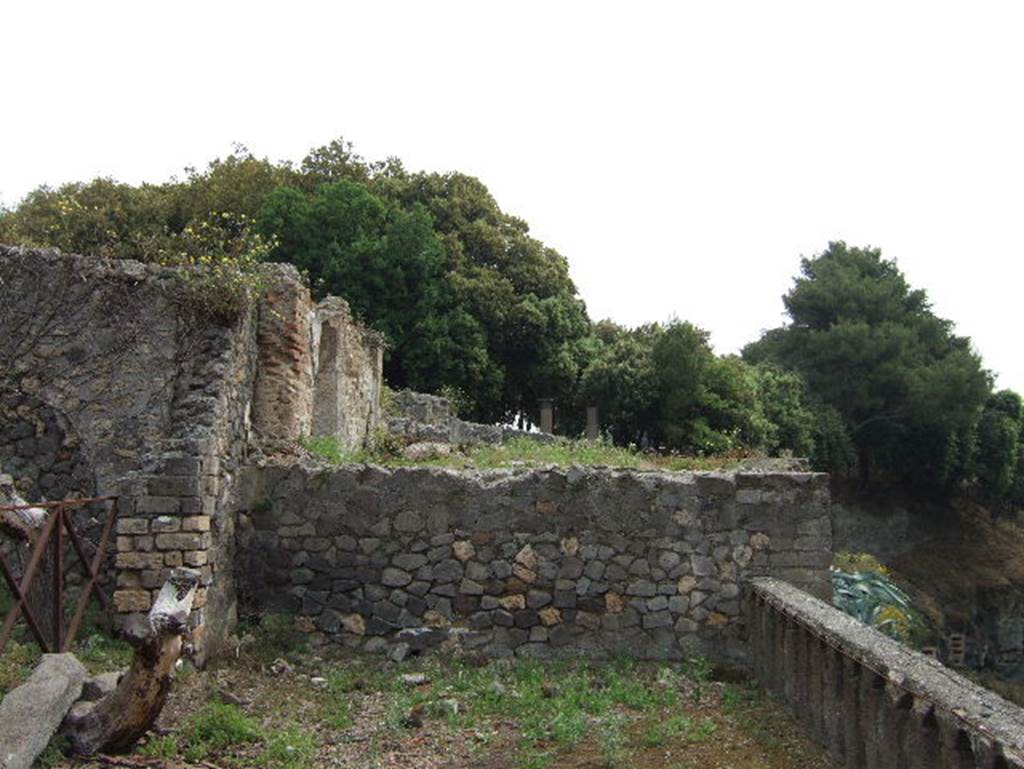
left=252, top=265, right=315, bottom=441
left=539, top=399, right=554, bottom=434
left=312, top=296, right=385, bottom=451
left=585, top=406, right=599, bottom=440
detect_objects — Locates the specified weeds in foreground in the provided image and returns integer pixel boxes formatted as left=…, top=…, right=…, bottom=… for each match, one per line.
left=260, top=728, right=317, bottom=769
left=136, top=651, right=834, bottom=769
left=598, top=714, right=632, bottom=767
left=140, top=702, right=316, bottom=769
left=178, top=701, right=261, bottom=761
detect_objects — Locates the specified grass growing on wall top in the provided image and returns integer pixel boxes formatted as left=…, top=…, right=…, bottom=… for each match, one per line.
left=300, top=435, right=739, bottom=472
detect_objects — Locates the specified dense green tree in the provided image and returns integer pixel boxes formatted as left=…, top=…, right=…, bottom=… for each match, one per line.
left=1, top=178, right=172, bottom=260
left=1, top=137, right=590, bottom=424
left=258, top=180, right=496, bottom=396
left=744, top=241, right=991, bottom=488
left=576, top=321, right=659, bottom=445
left=751, top=365, right=817, bottom=457
left=974, top=390, right=1022, bottom=501
left=651, top=321, right=715, bottom=451
left=575, top=320, right=819, bottom=457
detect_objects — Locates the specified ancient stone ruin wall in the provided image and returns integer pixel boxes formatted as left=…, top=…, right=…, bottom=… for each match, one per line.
left=312, top=297, right=384, bottom=451
left=748, top=578, right=1024, bottom=769
left=0, top=247, right=384, bottom=658
left=385, top=390, right=559, bottom=446
left=235, top=464, right=831, bottom=663
left=252, top=271, right=383, bottom=451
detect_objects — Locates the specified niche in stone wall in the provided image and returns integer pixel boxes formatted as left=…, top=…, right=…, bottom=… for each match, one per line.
left=0, top=388, right=95, bottom=502
left=0, top=387, right=108, bottom=640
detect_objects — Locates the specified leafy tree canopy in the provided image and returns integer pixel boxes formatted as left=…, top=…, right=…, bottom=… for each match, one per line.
left=744, top=241, right=991, bottom=489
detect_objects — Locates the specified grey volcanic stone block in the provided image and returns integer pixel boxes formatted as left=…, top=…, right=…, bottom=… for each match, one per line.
left=0, top=653, right=86, bottom=769
left=241, top=464, right=834, bottom=664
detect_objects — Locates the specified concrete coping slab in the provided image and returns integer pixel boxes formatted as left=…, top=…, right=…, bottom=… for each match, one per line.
left=751, top=577, right=1024, bottom=759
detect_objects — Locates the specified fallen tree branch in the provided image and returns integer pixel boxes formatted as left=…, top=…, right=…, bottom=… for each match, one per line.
left=0, top=474, right=48, bottom=540
left=62, top=567, right=201, bottom=755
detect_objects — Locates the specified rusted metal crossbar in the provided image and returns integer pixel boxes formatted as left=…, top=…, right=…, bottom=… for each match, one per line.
left=0, top=496, right=119, bottom=654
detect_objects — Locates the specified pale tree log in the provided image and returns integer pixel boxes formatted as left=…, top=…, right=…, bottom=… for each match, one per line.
left=0, top=474, right=57, bottom=643
left=0, top=474, right=47, bottom=539
left=61, top=567, right=201, bottom=755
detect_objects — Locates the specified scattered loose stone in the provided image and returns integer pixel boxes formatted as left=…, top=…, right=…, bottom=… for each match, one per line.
left=435, top=698, right=460, bottom=716
left=401, top=703, right=425, bottom=728
left=269, top=658, right=293, bottom=676
left=402, top=441, right=452, bottom=461
left=389, top=643, right=411, bottom=663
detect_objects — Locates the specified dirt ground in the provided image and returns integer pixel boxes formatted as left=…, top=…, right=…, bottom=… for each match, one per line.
left=50, top=630, right=838, bottom=769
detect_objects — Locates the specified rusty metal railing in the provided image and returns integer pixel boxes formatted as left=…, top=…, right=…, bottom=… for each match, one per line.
left=0, top=496, right=119, bottom=654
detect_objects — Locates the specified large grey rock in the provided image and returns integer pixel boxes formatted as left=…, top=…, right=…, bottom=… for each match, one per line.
left=0, top=653, right=86, bottom=769
left=80, top=671, right=122, bottom=702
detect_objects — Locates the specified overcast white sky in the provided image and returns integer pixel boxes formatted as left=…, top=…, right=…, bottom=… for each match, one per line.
left=4, top=2, right=1023, bottom=391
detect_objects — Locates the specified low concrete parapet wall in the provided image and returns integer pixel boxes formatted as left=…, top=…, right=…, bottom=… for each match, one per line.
left=748, top=578, right=1024, bottom=769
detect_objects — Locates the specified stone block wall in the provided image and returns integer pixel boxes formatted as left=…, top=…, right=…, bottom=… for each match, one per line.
left=312, top=297, right=384, bottom=451
left=252, top=270, right=383, bottom=451
left=748, top=578, right=1024, bottom=768
left=236, top=464, right=831, bottom=663
left=385, top=390, right=559, bottom=446
left=0, top=247, right=384, bottom=659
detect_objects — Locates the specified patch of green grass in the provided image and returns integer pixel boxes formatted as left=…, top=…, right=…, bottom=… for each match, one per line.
left=517, top=748, right=555, bottom=769
left=643, top=714, right=692, bottom=747
left=302, top=433, right=740, bottom=472
left=372, top=655, right=692, bottom=763
left=260, top=727, right=317, bottom=769
left=33, top=735, right=69, bottom=768
left=681, top=647, right=715, bottom=704
left=598, top=714, right=632, bottom=768
left=76, top=631, right=133, bottom=673
left=239, top=612, right=308, bottom=664
left=178, top=701, right=261, bottom=761
left=721, top=681, right=782, bottom=750
left=450, top=438, right=648, bottom=470
left=138, top=734, right=180, bottom=759
left=301, top=435, right=374, bottom=465
left=0, top=640, right=41, bottom=696
left=321, top=670, right=357, bottom=730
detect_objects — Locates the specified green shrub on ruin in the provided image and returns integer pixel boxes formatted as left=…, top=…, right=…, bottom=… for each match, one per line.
left=161, top=212, right=274, bottom=325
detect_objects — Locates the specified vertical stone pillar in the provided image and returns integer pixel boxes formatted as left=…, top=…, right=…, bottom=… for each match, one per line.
left=752, top=593, right=769, bottom=685
left=903, top=698, right=939, bottom=769
left=312, top=297, right=384, bottom=451
left=842, top=656, right=864, bottom=768
left=936, top=711, right=975, bottom=769
left=882, top=682, right=913, bottom=768
left=539, top=399, right=554, bottom=434
left=822, top=646, right=846, bottom=763
left=860, top=670, right=886, bottom=769
left=783, top=616, right=798, bottom=706
left=771, top=605, right=786, bottom=699
left=804, top=635, right=826, bottom=742
left=252, top=266, right=315, bottom=441
left=585, top=406, right=599, bottom=440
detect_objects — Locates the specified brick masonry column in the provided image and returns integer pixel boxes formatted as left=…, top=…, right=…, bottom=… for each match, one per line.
left=251, top=266, right=315, bottom=441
